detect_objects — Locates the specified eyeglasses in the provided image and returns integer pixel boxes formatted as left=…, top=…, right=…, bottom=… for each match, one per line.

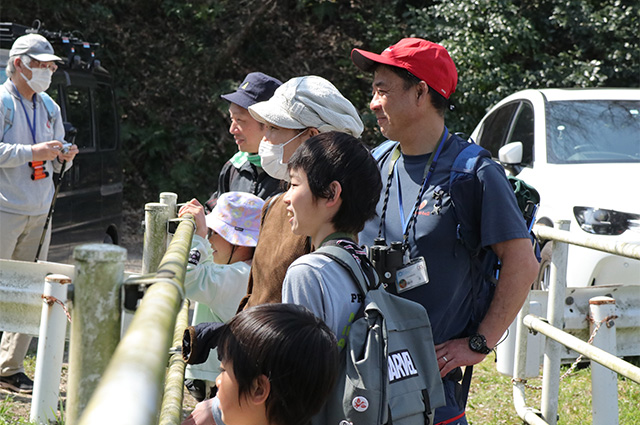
left=207, top=228, right=215, bottom=239
left=28, top=58, right=58, bottom=72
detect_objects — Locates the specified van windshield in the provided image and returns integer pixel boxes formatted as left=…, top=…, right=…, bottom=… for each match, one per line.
left=546, top=99, right=640, bottom=164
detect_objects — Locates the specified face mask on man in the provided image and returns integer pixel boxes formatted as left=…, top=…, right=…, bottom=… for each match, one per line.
left=20, top=61, right=53, bottom=93
left=258, top=131, right=305, bottom=181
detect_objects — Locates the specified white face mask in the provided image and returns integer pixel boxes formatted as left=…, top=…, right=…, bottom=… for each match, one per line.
left=259, top=131, right=305, bottom=181
left=21, top=62, right=53, bottom=93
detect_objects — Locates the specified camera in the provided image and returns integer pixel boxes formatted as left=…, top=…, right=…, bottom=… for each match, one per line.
left=368, top=238, right=405, bottom=285
left=60, top=142, right=72, bottom=154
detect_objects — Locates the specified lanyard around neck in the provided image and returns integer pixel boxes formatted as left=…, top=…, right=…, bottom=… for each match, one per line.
left=378, top=127, right=449, bottom=246
left=319, top=232, right=356, bottom=248
left=12, top=82, right=37, bottom=144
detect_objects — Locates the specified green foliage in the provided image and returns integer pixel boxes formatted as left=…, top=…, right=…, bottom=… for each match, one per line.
left=405, top=0, right=639, bottom=134
left=5, top=0, right=639, bottom=204
left=0, top=395, right=32, bottom=424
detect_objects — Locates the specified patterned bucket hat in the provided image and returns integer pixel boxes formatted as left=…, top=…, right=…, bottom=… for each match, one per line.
left=205, top=192, right=265, bottom=247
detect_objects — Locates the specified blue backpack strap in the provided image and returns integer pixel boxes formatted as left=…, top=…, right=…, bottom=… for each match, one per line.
left=371, top=140, right=399, bottom=162
left=1, top=88, right=15, bottom=138
left=450, top=142, right=490, bottom=184
left=449, top=141, right=492, bottom=250
left=40, top=92, right=57, bottom=123
left=1, top=90, right=56, bottom=139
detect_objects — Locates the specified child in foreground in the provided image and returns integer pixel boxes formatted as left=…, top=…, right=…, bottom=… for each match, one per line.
left=183, top=303, right=339, bottom=425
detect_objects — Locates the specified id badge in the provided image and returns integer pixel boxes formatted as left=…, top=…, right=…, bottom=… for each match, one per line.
left=395, top=257, right=429, bottom=293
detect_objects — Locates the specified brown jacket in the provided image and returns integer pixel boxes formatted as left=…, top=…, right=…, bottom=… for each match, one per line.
left=238, top=194, right=310, bottom=310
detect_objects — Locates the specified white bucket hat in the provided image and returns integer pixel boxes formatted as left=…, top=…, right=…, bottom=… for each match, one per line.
left=248, top=75, right=364, bottom=137
left=10, top=34, right=62, bottom=62
left=205, top=192, right=265, bottom=247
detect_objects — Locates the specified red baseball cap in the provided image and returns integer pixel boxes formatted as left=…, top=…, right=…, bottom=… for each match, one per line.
left=351, top=38, right=458, bottom=99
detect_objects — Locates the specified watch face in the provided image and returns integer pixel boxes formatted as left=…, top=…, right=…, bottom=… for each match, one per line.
left=470, top=335, right=482, bottom=350
left=469, top=334, right=489, bottom=353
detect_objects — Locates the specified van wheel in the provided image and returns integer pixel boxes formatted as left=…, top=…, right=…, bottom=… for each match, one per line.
left=532, top=242, right=552, bottom=290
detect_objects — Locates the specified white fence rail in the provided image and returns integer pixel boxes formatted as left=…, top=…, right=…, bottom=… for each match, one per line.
left=506, top=223, right=640, bottom=425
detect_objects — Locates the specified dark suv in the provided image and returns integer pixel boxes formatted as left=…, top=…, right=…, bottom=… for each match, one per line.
left=1, top=22, right=122, bottom=262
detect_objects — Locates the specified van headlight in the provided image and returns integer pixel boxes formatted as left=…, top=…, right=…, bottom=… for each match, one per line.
left=573, top=207, right=640, bottom=235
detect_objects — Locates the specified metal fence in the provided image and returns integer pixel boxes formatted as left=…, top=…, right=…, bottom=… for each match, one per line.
left=510, top=222, right=640, bottom=425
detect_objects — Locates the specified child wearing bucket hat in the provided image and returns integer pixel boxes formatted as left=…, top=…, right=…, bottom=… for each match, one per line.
left=178, top=191, right=264, bottom=323
left=177, top=191, right=264, bottom=400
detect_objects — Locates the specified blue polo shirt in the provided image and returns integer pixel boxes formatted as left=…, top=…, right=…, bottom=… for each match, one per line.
left=359, top=133, right=530, bottom=345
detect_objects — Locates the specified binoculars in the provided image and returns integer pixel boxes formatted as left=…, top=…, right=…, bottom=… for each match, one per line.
left=368, top=238, right=405, bottom=286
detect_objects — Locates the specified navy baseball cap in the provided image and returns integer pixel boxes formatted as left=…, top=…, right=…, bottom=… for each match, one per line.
left=221, top=72, right=283, bottom=110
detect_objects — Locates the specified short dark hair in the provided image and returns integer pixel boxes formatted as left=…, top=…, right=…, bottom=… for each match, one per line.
left=217, top=303, right=338, bottom=425
left=288, top=131, right=382, bottom=234
left=378, top=64, right=450, bottom=117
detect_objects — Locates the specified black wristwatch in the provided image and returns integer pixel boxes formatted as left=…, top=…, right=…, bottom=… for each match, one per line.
left=468, top=333, right=492, bottom=354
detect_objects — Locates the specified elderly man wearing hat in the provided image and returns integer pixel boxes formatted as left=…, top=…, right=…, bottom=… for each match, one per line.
left=204, top=72, right=282, bottom=212
left=180, top=75, right=363, bottom=425
left=352, top=38, right=539, bottom=424
left=191, top=72, right=281, bottom=400
left=0, top=34, right=78, bottom=393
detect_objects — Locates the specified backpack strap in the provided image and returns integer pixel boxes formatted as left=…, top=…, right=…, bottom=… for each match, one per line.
left=449, top=142, right=490, bottom=186
left=40, top=92, right=57, bottom=123
left=449, top=141, right=492, bottom=258
left=1, top=88, right=15, bottom=139
left=1, top=90, right=57, bottom=140
left=371, top=140, right=399, bottom=162
left=312, top=241, right=378, bottom=296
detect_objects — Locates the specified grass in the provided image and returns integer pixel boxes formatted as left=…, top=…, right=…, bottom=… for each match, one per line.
left=0, top=354, right=65, bottom=425
left=2, top=353, right=638, bottom=424
left=466, top=352, right=640, bottom=424
left=0, top=395, right=34, bottom=425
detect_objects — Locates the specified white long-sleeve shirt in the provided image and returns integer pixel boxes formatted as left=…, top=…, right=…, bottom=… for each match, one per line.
left=184, top=234, right=251, bottom=323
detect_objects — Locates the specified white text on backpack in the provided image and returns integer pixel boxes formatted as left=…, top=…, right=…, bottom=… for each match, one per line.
left=388, top=350, right=419, bottom=383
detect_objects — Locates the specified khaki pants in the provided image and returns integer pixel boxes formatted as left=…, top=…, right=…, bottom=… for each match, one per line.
left=0, top=210, right=50, bottom=376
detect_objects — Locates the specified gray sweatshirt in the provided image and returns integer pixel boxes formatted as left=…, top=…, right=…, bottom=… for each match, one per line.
left=0, top=79, right=67, bottom=216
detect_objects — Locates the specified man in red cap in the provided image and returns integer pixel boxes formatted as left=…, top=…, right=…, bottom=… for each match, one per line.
left=353, top=38, right=539, bottom=424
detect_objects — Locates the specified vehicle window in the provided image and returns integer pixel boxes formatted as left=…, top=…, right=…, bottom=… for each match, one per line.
left=476, top=103, right=519, bottom=158
left=507, top=102, right=534, bottom=166
left=65, top=86, right=94, bottom=150
left=546, top=100, right=640, bottom=164
left=95, top=84, right=117, bottom=150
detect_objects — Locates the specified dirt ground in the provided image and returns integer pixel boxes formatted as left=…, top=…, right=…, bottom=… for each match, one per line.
left=0, top=204, right=199, bottom=422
